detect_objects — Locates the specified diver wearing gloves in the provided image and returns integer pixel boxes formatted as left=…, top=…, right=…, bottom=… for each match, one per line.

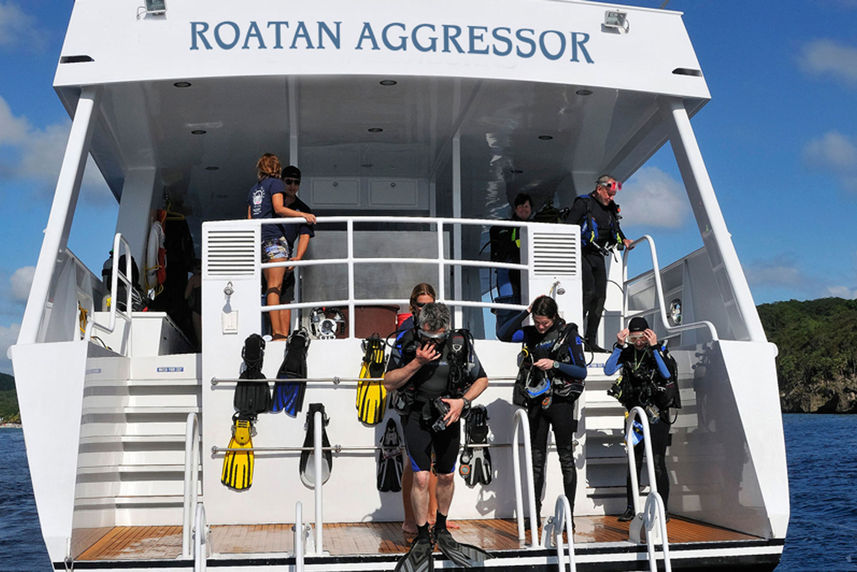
left=384, top=302, right=491, bottom=570
left=603, top=316, right=678, bottom=522
left=497, top=295, right=587, bottom=530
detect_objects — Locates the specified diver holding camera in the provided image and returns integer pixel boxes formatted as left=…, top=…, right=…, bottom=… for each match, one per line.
left=384, top=302, right=490, bottom=567
left=604, top=316, right=679, bottom=522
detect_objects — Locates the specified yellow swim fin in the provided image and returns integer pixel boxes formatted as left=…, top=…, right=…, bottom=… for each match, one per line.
left=221, top=415, right=255, bottom=490
left=356, top=335, right=387, bottom=425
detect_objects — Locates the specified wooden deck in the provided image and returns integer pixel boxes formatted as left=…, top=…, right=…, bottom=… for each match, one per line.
left=76, top=516, right=759, bottom=561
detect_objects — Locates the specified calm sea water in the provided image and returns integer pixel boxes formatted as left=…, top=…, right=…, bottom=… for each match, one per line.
left=1, top=415, right=855, bottom=570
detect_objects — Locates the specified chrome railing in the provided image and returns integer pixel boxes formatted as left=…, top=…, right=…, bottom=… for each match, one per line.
left=622, top=235, right=718, bottom=342
left=541, top=495, right=576, bottom=572
left=182, top=412, right=201, bottom=558
left=193, top=502, right=208, bottom=572
left=87, top=233, right=135, bottom=353
left=624, top=407, right=671, bottom=571
left=511, top=408, right=541, bottom=547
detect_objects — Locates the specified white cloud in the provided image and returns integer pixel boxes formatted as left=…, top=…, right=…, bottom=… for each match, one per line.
left=0, top=322, right=20, bottom=375
left=0, top=2, right=38, bottom=50
left=0, top=95, right=113, bottom=204
left=826, top=285, right=857, bottom=299
left=10, top=266, right=34, bottom=302
left=803, top=131, right=857, bottom=193
left=617, top=167, right=690, bottom=229
left=798, top=39, right=857, bottom=85
left=745, top=260, right=807, bottom=288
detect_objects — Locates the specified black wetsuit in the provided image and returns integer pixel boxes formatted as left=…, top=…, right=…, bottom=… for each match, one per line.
left=386, top=330, right=486, bottom=474
left=489, top=214, right=528, bottom=304
left=604, top=344, right=672, bottom=510
left=567, top=194, right=626, bottom=344
left=498, top=310, right=587, bottom=517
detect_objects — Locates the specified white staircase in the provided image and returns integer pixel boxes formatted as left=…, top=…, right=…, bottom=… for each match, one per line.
left=74, top=353, right=201, bottom=526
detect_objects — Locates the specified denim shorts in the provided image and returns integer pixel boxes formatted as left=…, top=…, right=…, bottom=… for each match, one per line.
left=261, top=236, right=290, bottom=262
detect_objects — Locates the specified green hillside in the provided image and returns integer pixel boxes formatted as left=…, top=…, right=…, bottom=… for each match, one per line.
left=0, top=372, right=20, bottom=423
left=758, top=297, right=857, bottom=413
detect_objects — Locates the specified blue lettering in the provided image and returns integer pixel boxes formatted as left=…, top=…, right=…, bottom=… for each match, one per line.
left=539, top=30, right=564, bottom=61
left=317, top=21, right=341, bottom=49
left=442, top=24, right=464, bottom=54
left=291, top=21, right=314, bottom=49
left=570, top=32, right=593, bottom=63
left=190, top=22, right=212, bottom=50
left=355, top=22, right=380, bottom=50
left=267, top=21, right=289, bottom=49
left=412, top=23, right=437, bottom=52
left=491, top=27, right=512, bottom=56
left=382, top=22, right=407, bottom=51
left=468, top=26, right=488, bottom=55
left=515, top=28, right=536, bottom=58
left=242, top=21, right=266, bottom=50
left=214, top=21, right=240, bottom=50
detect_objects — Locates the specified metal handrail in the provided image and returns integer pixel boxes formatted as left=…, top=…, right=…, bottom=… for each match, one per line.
left=540, top=495, right=576, bottom=572
left=622, top=235, right=718, bottom=342
left=182, top=412, right=201, bottom=557
left=624, top=407, right=670, bottom=558
left=511, top=408, right=541, bottom=547
left=193, top=502, right=207, bottom=572
left=643, top=492, right=672, bottom=572
left=312, top=408, right=324, bottom=554
left=294, top=501, right=305, bottom=572
left=245, top=215, right=538, bottom=331
left=209, top=375, right=518, bottom=386
left=88, top=233, right=134, bottom=351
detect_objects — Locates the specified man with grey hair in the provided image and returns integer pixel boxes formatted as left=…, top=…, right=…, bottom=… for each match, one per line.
left=567, top=174, right=634, bottom=352
left=385, top=302, right=490, bottom=568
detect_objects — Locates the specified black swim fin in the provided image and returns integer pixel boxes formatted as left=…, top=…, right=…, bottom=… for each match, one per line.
left=433, top=528, right=491, bottom=567
left=459, top=405, right=492, bottom=487
left=300, top=402, right=332, bottom=488
left=376, top=418, right=404, bottom=492
left=272, top=328, right=310, bottom=416
left=394, top=536, right=434, bottom=572
left=234, top=334, right=272, bottom=415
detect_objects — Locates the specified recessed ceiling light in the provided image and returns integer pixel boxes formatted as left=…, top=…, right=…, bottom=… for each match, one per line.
left=538, top=135, right=553, bottom=141
left=368, top=127, right=383, bottom=133
left=191, top=129, right=206, bottom=135
left=174, top=81, right=192, bottom=88
left=379, top=80, right=397, bottom=86
left=576, top=89, right=593, bottom=96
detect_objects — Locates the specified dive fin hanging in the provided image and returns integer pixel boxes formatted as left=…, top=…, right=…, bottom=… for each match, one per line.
left=376, top=418, right=404, bottom=492
left=221, top=414, right=255, bottom=491
left=459, top=405, right=492, bottom=487
left=300, top=402, right=333, bottom=488
left=272, top=328, right=310, bottom=416
left=234, top=333, right=272, bottom=415
left=356, top=334, right=388, bottom=425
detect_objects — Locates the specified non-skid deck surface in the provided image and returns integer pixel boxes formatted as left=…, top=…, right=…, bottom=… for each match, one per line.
left=76, top=517, right=758, bottom=560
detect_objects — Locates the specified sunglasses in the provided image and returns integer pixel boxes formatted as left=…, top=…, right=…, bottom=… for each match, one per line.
left=413, top=301, right=427, bottom=308
left=284, top=178, right=301, bottom=185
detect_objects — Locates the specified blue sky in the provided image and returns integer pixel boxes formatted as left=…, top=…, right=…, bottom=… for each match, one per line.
left=1, top=1, right=856, bottom=373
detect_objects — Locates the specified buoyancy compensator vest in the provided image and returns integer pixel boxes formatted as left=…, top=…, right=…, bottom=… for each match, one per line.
left=514, top=320, right=586, bottom=407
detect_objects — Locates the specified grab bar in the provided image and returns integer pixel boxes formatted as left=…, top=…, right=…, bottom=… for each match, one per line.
left=540, top=495, right=576, bottom=572
left=182, top=412, right=201, bottom=558
left=511, top=408, right=541, bottom=547
left=193, top=502, right=207, bottom=572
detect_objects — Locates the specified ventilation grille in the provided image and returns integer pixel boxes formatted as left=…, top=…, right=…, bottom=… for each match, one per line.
left=206, top=229, right=256, bottom=276
left=532, top=232, right=578, bottom=276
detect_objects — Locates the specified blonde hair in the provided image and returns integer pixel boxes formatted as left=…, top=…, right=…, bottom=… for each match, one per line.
left=257, top=153, right=283, bottom=181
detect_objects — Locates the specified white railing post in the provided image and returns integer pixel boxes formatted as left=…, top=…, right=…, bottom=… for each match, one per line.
left=643, top=492, right=672, bottom=572
left=313, top=408, right=324, bottom=554
left=182, top=413, right=201, bottom=558
left=294, top=501, right=305, bottom=572
left=346, top=219, right=355, bottom=338
left=544, top=495, right=576, bottom=572
left=621, top=235, right=718, bottom=341
left=624, top=407, right=669, bottom=548
left=193, top=502, right=207, bottom=572
left=511, top=408, right=541, bottom=547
